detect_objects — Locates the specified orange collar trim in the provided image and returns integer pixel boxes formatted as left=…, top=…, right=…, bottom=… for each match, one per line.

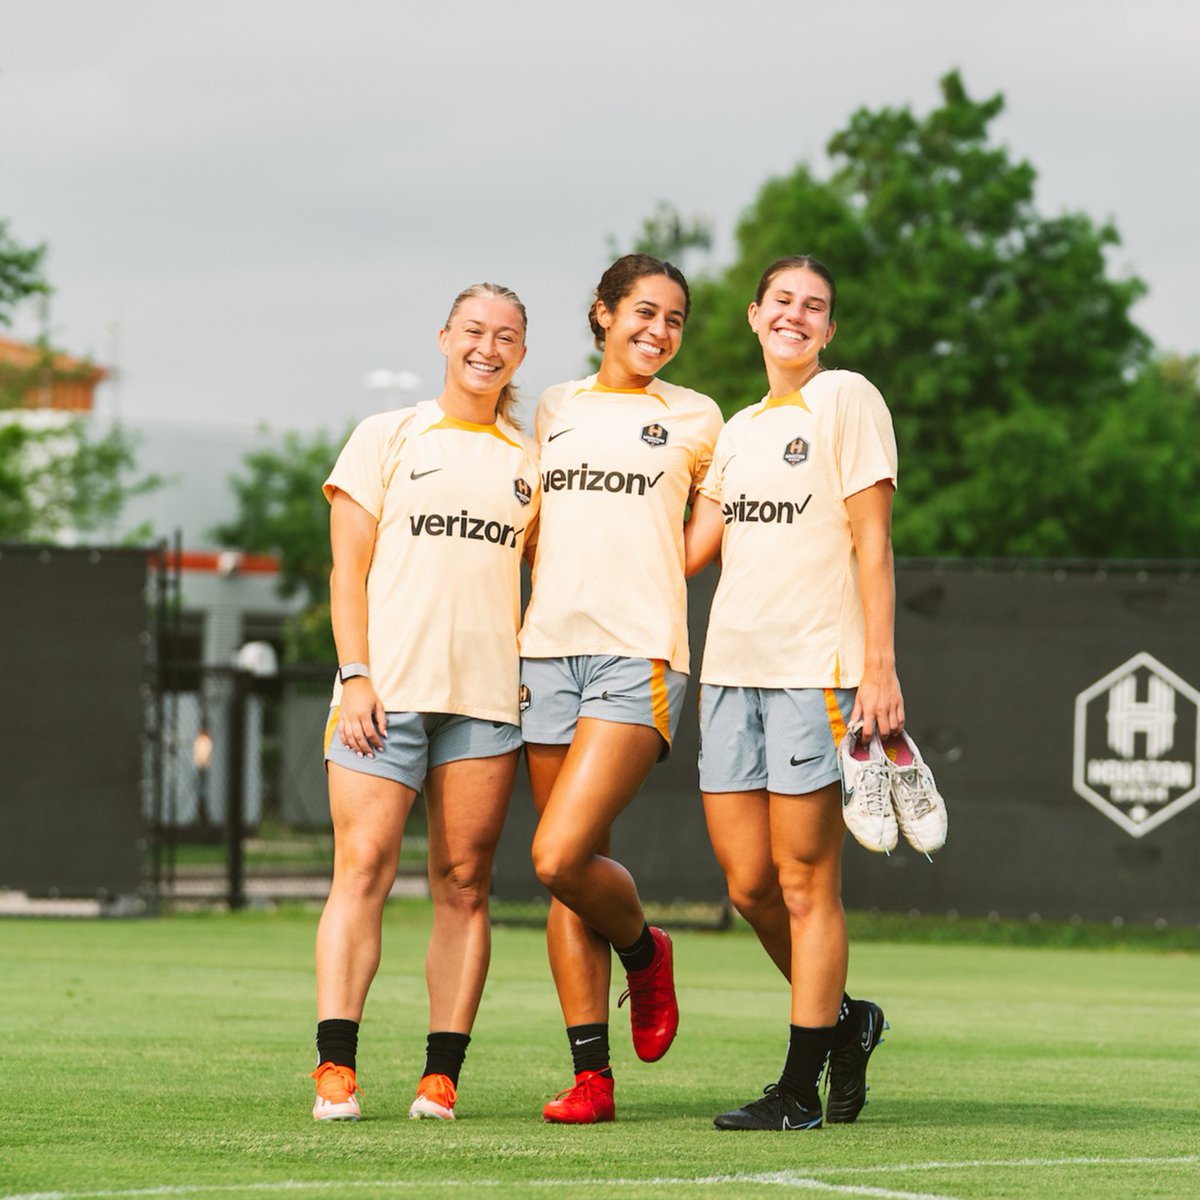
left=423, top=413, right=520, bottom=448
left=753, top=389, right=810, bottom=416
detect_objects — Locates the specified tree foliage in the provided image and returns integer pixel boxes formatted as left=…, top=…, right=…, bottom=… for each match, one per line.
left=213, top=428, right=349, bottom=662
left=641, top=72, right=1184, bottom=557
left=0, top=418, right=159, bottom=542
left=0, top=218, right=158, bottom=544
left=0, top=219, right=48, bottom=326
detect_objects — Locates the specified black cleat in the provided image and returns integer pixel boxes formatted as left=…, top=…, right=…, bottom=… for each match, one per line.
left=713, top=1084, right=823, bottom=1131
left=826, top=999, right=887, bottom=1123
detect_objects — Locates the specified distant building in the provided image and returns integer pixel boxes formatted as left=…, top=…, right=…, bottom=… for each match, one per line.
left=1, top=334, right=308, bottom=667
left=0, top=334, right=108, bottom=411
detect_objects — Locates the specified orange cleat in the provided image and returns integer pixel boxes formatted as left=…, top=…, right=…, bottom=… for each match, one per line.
left=409, top=1072, right=457, bottom=1120
left=311, top=1061, right=362, bottom=1121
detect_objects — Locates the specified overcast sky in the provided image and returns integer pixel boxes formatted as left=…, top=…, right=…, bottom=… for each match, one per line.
left=2, top=0, right=1196, bottom=435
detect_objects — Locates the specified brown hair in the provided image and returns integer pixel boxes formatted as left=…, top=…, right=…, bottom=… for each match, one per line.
left=444, top=282, right=528, bottom=424
left=754, top=255, right=837, bottom=321
left=588, top=253, right=691, bottom=350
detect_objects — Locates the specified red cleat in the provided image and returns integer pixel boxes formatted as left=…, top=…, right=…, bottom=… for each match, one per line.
left=618, top=926, right=679, bottom=1062
left=542, top=1069, right=615, bottom=1124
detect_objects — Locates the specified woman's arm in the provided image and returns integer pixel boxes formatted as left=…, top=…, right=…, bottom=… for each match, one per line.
left=329, top=489, right=388, bottom=756
left=845, top=480, right=904, bottom=739
left=684, top=493, right=724, bottom=578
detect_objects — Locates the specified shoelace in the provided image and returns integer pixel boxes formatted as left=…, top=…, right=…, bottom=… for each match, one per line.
left=552, top=1069, right=608, bottom=1101
left=891, top=766, right=934, bottom=817
left=856, top=763, right=893, bottom=815
left=617, top=964, right=664, bottom=1014
left=416, top=1075, right=455, bottom=1107
left=311, top=1062, right=362, bottom=1100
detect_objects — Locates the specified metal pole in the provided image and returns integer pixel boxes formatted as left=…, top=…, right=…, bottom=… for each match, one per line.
left=226, top=669, right=247, bottom=910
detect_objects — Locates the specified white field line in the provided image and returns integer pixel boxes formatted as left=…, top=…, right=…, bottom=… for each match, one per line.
left=3, top=1157, right=1196, bottom=1200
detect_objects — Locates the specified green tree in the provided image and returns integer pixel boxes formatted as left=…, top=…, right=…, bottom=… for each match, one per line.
left=0, top=419, right=159, bottom=542
left=645, top=72, right=1171, bottom=557
left=1076, top=355, right=1200, bottom=557
left=609, top=199, right=713, bottom=267
left=0, top=218, right=157, bottom=543
left=213, top=427, right=350, bottom=662
left=0, top=219, right=48, bottom=325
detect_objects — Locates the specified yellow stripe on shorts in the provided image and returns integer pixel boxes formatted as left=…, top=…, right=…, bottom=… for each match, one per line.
left=650, top=660, right=671, bottom=746
left=323, top=706, right=340, bottom=755
left=823, top=689, right=848, bottom=746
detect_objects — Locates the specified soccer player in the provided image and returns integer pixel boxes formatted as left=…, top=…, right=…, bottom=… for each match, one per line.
left=684, top=256, right=897, bottom=1130
left=519, top=254, right=723, bottom=1123
left=311, top=283, right=540, bottom=1122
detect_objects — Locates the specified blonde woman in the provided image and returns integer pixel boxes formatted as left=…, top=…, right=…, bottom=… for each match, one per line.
left=312, top=283, right=539, bottom=1123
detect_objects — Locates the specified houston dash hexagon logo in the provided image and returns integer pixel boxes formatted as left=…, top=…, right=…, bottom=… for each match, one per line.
left=1073, top=652, right=1200, bottom=838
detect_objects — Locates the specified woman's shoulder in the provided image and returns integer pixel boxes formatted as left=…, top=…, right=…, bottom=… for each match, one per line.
left=352, top=403, right=424, bottom=438
left=815, top=369, right=884, bottom=399
left=653, top=376, right=722, bottom=417
left=538, top=374, right=598, bottom=407
left=496, top=413, right=540, bottom=464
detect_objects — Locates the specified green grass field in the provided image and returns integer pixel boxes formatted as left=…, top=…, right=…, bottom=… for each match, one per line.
left=3, top=905, right=1197, bottom=1200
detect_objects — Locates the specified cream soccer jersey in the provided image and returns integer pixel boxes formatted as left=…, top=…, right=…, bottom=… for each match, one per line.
left=519, top=374, right=723, bottom=673
left=324, top=400, right=540, bottom=724
left=698, top=370, right=897, bottom=689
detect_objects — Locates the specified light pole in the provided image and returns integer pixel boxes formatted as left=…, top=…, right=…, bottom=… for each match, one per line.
left=363, top=369, right=422, bottom=404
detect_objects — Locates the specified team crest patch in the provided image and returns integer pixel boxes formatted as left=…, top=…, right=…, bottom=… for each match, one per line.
left=640, top=423, right=669, bottom=447
left=519, top=684, right=532, bottom=712
left=514, top=477, right=532, bottom=506
left=783, top=436, right=809, bottom=466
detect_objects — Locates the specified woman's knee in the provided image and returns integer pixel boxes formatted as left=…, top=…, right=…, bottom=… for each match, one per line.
left=725, top=869, right=784, bottom=924
left=531, top=832, right=587, bottom=897
left=775, top=857, right=839, bottom=918
left=430, top=852, right=492, bottom=913
left=334, top=836, right=399, bottom=894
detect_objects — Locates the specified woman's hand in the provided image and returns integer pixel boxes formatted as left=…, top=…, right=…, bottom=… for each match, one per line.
left=337, top=677, right=388, bottom=757
left=850, top=665, right=904, bottom=740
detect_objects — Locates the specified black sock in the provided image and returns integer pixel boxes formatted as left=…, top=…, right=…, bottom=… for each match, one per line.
left=423, top=1031, right=471, bottom=1086
left=566, top=1023, right=611, bottom=1076
left=778, top=1024, right=835, bottom=1107
left=614, top=923, right=656, bottom=974
left=831, top=994, right=855, bottom=1050
left=316, top=1018, right=359, bottom=1070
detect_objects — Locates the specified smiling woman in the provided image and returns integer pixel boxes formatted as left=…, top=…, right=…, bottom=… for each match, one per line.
left=682, top=254, right=913, bottom=1132
left=311, top=281, right=541, bottom=1125
left=516, top=254, right=724, bottom=1124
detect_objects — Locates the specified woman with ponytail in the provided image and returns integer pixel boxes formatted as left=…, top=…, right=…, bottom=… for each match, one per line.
left=311, top=282, right=540, bottom=1124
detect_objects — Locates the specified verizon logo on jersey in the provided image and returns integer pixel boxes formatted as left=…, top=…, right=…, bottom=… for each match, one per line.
left=542, top=463, right=664, bottom=496
left=722, top=493, right=813, bottom=525
left=409, top=511, right=524, bottom=548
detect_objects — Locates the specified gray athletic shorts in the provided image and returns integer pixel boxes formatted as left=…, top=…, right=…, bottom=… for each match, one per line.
left=519, top=655, right=688, bottom=757
left=698, top=685, right=855, bottom=795
left=324, top=708, right=521, bottom=791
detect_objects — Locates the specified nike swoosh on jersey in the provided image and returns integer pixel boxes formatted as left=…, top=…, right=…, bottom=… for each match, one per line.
left=547, top=428, right=575, bottom=442
left=790, top=754, right=820, bottom=767
left=410, top=468, right=442, bottom=480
